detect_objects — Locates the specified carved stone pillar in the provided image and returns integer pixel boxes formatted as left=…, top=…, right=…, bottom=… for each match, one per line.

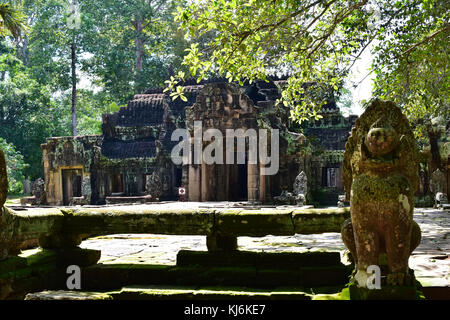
left=259, top=163, right=266, bottom=203
left=188, top=165, right=201, bottom=201
left=201, top=162, right=209, bottom=201
left=247, top=163, right=258, bottom=202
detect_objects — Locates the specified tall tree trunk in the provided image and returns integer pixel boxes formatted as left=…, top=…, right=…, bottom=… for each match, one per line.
left=134, top=20, right=144, bottom=73
left=21, top=36, right=28, bottom=66
left=71, top=37, right=77, bottom=136
left=423, top=163, right=429, bottom=195
left=16, top=36, right=28, bottom=66
left=427, top=126, right=441, bottom=173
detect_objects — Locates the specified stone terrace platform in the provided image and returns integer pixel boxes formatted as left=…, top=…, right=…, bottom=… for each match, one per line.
left=2, top=203, right=449, bottom=299
left=69, top=206, right=448, bottom=288
left=6, top=202, right=350, bottom=253
left=11, top=204, right=449, bottom=286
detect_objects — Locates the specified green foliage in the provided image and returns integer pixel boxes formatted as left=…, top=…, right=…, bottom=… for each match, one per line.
left=414, top=195, right=434, bottom=208
left=335, top=85, right=353, bottom=115
left=171, top=0, right=448, bottom=128
left=0, top=47, right=70, bottom=179
left=78, top=0, right=188, bottom=103
left=0, top=0, right=444, bottom=184
left=0, top=0, right=190, bottom=179
left=173, top=0, right=375, bottom=122
left=59, top=89, right=122, bottom=136
left=0, top=137, right=27, bottom=193
left=372, top=0, right=449, bottom=134
left=0, top=1, right=27, bottom=39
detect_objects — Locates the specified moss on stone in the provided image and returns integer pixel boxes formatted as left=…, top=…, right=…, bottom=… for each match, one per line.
left=25, top=290, right=113, bottom=300
left=22, top=249, right=58, bottom=266
left=292, top=207, right=350, bottom=215
left=312, top=292, right=349, bottom=300
left=110, top=285, right=312, bottom=300
left=215, top=210, right=294, bottom=236
left=351, top=174, right=412, bottom=204
left=0, top=256, right=28, bottom=274
left=347, top=283, right=425, bottom=300
left=293, top=208, right=350, bottom=234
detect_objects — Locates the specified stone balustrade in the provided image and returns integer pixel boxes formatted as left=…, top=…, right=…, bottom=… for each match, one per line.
left=0, top=203, right=350, bottom=299
left=1, top=204, right=350, bottom=259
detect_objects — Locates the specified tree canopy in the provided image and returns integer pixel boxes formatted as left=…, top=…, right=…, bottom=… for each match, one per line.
left=0, top=1, right=26, bottom=39
left=372, top=1, right=449, bottom=129
left=172, top=0, right=449, bottom=124
left=0, top=0, right=190, bottom=182
left=0, top=0, right=448, bottom=191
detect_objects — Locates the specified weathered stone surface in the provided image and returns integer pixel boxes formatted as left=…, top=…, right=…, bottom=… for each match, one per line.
left=293, top=171, right=308, bottom=205
left=105, top=195, right=153, bottom=204
left=81, top=176, right=91, bottom=198
left=25, top=290, right=113, bottom=300
left=215, top=208, right=294, bottom=236
left=38, top=234, right=83, bottom=249
left=106, top=286, right=311, bottom=300
left=337, top=194, right=348, bottom=207
left=206, top=233, right=237, bottom=252
left=341, top=99, right=422, bottom=291
left=31, top=178, right=45, bottom=205
left=176, top=250, right=341, bottom=268
left=430, top=169, right=446, bottom=195
left=20, top=178, right=47, bottom=206
left=57, top=248, right=101, bottom=266
left=145, top=172, right=163, bottom=200
left=434, top=192, right=448, bottom=207
left=347, top=283, right=424, bottom=300
left=1, top=203, right=353, bottom=260
left=1, top=203, right=446, bottom=299
left=0, top=249, right=75, bottom=299
left=273, top=191, right=296, bottom=205
left=293, top=207, right=350, bottom=234
left=0, top=206, right=63, bottom=259
left=23, top=179, right=31, bottom=196
left=64, top=206, right=215, bottom=236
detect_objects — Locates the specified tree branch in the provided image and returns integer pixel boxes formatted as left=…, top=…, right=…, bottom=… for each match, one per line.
left=402, top=24, right=450, bottom=58
left=224, top=0, right=332, bottom=64
left=306, top=0, right=369, bottom=59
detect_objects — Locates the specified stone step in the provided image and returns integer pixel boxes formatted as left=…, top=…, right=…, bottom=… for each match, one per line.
left=0, top=248, right=101, bottom=300
left=25, top=284, right=447, bottom=301
left=26, top=284, right=346, bottom=300
left=25, top=290, right=113, bottom=300
left=0, top=248, right=351, bottom=299
left=81, top=263, right=352, bottom=291
left=176, top=250, right=342, bottom=268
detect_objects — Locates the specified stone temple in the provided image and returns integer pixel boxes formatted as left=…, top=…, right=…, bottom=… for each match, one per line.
left=41, top=78, right=357, bottom=206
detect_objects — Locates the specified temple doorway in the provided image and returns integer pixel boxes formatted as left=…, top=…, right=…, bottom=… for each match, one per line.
left=228, top=155, right=248, bottom=201
left=62, top=168, right=82, bottom=205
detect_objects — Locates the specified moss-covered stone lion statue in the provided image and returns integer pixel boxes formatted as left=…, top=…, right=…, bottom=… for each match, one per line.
left=341, top=99, right=421, bottom=288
